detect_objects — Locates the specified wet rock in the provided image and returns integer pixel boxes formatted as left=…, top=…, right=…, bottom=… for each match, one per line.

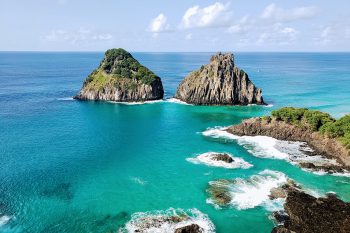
left=207, top=180, right=232, bottom=206
left=269, top=187, right=287, bottom=199
left=271, top=187, right=350, bottom=233
left=211, top=153, right=234, bottom=163
left=272, top=210, right=290, bottom=225
left=175, top=224, right=203, bottom=233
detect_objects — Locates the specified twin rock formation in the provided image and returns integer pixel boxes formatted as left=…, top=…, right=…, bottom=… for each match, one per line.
left=75, top=49, right=265, bottom=105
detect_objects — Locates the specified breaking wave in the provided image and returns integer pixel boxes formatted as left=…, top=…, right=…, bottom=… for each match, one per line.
left=166, top=98, right=192, bottom=105
left=202, top=127, right=345, bottom=175
left=119, top=208, right=215, bottom=233
left=186, top=152, right=252, bottom=169
left=207, top=170, right=288, bottom=210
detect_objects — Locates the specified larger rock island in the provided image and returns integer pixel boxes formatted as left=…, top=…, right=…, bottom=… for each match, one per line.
left=74, top=48, right=164, bottom=102
left=175, top=52, right=265, bottom=105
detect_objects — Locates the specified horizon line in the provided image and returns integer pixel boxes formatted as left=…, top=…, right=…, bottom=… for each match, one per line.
left=1, top=50, right=350, bottom=53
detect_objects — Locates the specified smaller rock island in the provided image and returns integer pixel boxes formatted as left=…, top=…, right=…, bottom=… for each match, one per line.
left=74, top=48, right=164, bottom=102
left=175, top=52, right=265, bottom=105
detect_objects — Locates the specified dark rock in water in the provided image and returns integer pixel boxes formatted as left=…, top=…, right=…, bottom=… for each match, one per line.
left=211, top=153, right=234, bottom=163
left=272, top=210, right=290, bottom=225
left=41, top=183, right=73, bottom=201
left=75, top=48, right=164, bottom=102
left=271, top=187, right=350, bottom=233
left=271, top=226, right=292, bottom=233
left=175, top=224, right=203, bottom=233
left=207, top=180, right=232, bottom=206
left=175, top=52, right=265, bottom=105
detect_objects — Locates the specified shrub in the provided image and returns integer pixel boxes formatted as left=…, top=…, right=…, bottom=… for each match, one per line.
left=303, top=110, right=334, bottom=131
left=101, top=48, right=158, bottom=85
left=271, top=107, right=307, bottom=124
left=320, top=115, right=350, bottom=138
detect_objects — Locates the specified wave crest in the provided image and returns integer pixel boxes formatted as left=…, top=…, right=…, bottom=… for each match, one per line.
left=119, top=208, right=215, bottom=233
left=187, top=152, right=252, bottom=169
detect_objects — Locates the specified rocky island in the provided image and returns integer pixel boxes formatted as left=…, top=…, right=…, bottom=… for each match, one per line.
left=74, top=48, right=164, bottom=102
left=174, top=52, right=265, bottom=105
left=271, top=186, right=350, bottom=233
left=227, top=107, right=350, bottom=172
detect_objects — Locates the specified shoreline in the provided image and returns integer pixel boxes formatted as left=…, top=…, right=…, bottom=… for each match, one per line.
left=226, top=117, right=350, bottom=172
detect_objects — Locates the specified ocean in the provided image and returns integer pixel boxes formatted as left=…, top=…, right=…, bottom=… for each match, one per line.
left=1, top=52, right=350, bottom=233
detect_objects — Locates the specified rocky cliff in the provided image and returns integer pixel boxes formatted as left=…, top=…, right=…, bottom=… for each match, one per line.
left=271, top=187, right=350, bottom=233
left=75, top=48, right=164, bottom=102
left=226, top=117, right=350, bottom=169
left=174, top=52, right=265, bottom=105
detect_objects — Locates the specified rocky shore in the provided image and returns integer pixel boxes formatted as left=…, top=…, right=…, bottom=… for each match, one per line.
left=75, top=48, right=164, bottom=102
left=175, top=52, right=265, bottom=105
left=271, top=186, right=350, bottom=233
left=226, top=114, right=350, bottom=173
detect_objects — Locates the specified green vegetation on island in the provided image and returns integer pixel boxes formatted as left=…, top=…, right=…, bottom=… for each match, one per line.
left=75, top=48, right=164, bottom=102
left=269, top=107, right=350, bottom=149
left=85, top=48, right=158, bottom=86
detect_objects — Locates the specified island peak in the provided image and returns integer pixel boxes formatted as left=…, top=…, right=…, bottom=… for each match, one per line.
left=74, top=48, right=164, bottom=102
left=174, top=52, right=265, bottom=105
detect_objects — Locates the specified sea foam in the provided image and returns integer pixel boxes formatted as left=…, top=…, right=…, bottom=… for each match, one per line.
left=166, top=98, right=192, bottom=105
left=0, top=215, right=11, bottom=227
left=208, top=170, right=288, bottom=210
left=187, top=152, right=252, bottom=169
left=120, top=208, right=215, bottom=233
left=108, top=100, right=164, bottom=105
left=202, top=127, right=344, bottom=175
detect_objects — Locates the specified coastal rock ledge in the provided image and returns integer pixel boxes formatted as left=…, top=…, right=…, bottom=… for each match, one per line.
left=75, top=48, right=164, bottom=102
left=271, top=186, right=350, bottom=233
left=174, top=52, right=265, bottom=105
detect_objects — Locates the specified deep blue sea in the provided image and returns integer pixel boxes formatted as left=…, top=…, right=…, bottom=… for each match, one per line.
left=1, top=52, right=350, bottom=233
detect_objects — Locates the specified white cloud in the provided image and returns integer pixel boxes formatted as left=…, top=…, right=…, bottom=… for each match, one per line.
left=256, top=24, right=299, bottom=45
left=43, top=28, right=112, bottom=44
left=227, top=16, right=252, bottom=34
left=315, top=23, right=350, bottom=45
left=261, top=3, right=317, bottom=22
left=148, top=13, right=170, bottom=36
left=185, top=33, right=192, bottom=40
left=180, top=2, right=232, bottom=29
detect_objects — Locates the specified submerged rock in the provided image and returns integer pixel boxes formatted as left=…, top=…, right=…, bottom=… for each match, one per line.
left=207, top=170, right=291, bottom=209
left=75, top=48, right=164, bottom=102
left=175, top=52, right=265, bottom=105
left=271, top=187, right=350, bottom=233
left=41, top=182, right=73, bottom=201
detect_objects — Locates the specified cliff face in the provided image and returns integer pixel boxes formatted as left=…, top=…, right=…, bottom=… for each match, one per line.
left=75, top=48, right=164, bottom=102
left=174, top=52, right=265, bottom=105
left=227, top=117, right=350, bottom=167
left=272, top=187, right=350, bottom=233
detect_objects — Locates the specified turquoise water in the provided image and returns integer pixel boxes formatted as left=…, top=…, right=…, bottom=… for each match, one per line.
left=1, top=52, right=350, bottom=233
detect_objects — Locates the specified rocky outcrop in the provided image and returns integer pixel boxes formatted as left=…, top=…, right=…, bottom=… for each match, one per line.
left=211, top=153, right=234, bottom=163
left=74, top=48, right=164, bottom=102
left=175, top=224, right=203, bottom=233
left=226, top=117, right=350, bottom=169
left=271, top=187, right=350, bottom=233
left=174, top=52, right=265, bottom=105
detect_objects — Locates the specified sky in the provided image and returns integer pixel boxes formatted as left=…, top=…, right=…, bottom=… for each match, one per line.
left=1, top=0, right=349, bottom=52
